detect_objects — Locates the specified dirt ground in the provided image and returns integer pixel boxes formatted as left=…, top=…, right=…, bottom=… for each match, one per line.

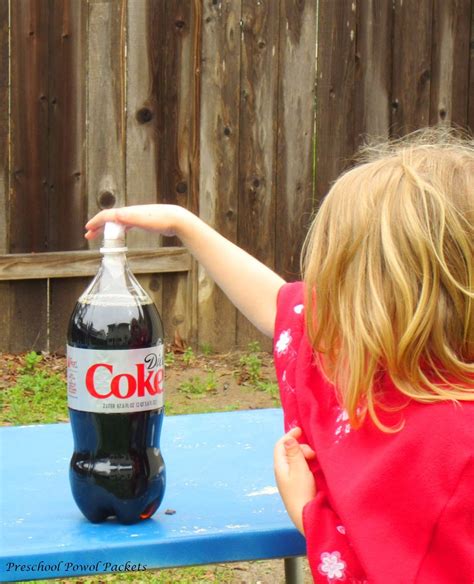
left=163, top=348, right=281, bottom=414
left=0, top=348, right=313, bottom=583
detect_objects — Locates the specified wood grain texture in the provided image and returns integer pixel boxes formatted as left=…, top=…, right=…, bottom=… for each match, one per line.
left=0, top=0, right=8, bottom=255
left=236, top=0, right=279, bottom=349
left=0, top=281, right=12, bottom=351
left=0, top=2, right=11, bottom=352
left=47, top=0, right=88, bottom=356
left=48, top=0, right=87, bottom=252
left=10, top=0, right=49, bottom=253
left=0, top=281, right=47, bottom=352
left=315, top=0, right=357, bottom=205
left=198, top=0, right=241, bottom=350
left=8, top=1, right=49, bottom=351
left=354, top=0, right=392, bottom=142
left=430, top=0, right=471, bottom=127
left=7, top=280, right=48, bottom=352
left=391, top=0, right=433, bottom=136
left=184, top=0, right=202, bottom=347
left=277, top=0, right=317, bottom=280
left=158, top=0, right=199, bottom=217
left=126, top=0, right=165, bottom=330
left=126, top=0, right=161, bottom=248
left=86, top=0, right=127, bottom=249
left=159, top=0, right=201, bottom=346
left=0, top=248, right=191, bottom=280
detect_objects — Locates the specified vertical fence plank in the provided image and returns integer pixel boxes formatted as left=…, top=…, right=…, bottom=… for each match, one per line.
left=468, top=0, right=474, bottom=130
left=236, top=0, right=279, bottom=349
left=159, top=0, right=201, bottom=347
left=0, top=287, right=11, bottom=350
left=48, top=0, right=88, bottom=354
left=0, top=0, right=8, bottom=255
left=9, top=0, right=48, bottom=350
left=87, top=0, right=127, bottom=248
left=127, top=0, right=162, bottom=248
left=126, top=0, right=165, bottom=327
left=276, top=0, right=317, bottom=282
left=48, top=0, right=87, bottom=252
left=186, top=0, right=202, bottom=345
left=9, top=280, right=48, bottom=353
left=199, top=0, right=241, bottom=351
left=0, top=0, right=11, bottom=351
left=430, top=0, right=471, bottom=127
left=314, top=0, right=356, bottom=211
left=159, top=0, right=200, bottom=218
left=391, top=0, right=433, bottom=136
left=10, top=0, right=49, bottom=253
left=354, top=0, right=393, bottom=142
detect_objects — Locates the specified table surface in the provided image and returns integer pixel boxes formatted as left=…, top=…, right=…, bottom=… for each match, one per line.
left=0, top=408, right=306, bottom=582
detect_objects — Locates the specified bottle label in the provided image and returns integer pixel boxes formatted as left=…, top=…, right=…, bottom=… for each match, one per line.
left=67, top=344, right=164, bottom=413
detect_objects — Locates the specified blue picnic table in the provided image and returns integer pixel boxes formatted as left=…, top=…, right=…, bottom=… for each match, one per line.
left=0, top=408, right=306, bottom=582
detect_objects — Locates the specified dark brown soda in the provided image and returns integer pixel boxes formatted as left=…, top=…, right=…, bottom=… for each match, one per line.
left=67, top=299, right=165, bottom=524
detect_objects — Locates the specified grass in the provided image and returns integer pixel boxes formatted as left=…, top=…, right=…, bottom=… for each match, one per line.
left=164, top=350, right=176, bottom=367
left=165, top=401, right=241, bottom=416
left=171, top=342, right=280, bottom=408
left=182, top=346, right=196, bottom=366
left=0, top=352, right=68, bottom=425
left=237, top=342, right=280, bottom=403
left=200, top=343, right=214, bottom=356
left=178, top=373, right=218, bottom=395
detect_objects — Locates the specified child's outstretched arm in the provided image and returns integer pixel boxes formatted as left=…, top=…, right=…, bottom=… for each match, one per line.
left=273, top=427, right=317, bottom=534
left=85, top=204, right=285, bottom=338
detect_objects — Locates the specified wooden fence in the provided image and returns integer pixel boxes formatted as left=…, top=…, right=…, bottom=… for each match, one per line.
left=0, top=0, right=473, bottom=354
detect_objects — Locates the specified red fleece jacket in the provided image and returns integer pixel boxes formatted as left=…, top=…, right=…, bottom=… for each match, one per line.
left=274, top=282, right=474, bottom=584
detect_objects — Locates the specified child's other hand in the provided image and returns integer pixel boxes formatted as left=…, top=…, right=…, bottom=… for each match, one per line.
left=273, top=427, right=317, bottom=535
left=84, top=204, right=191, bottom=240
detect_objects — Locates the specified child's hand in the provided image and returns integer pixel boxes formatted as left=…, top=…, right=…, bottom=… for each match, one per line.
left=85, top=204, right=192, bottom=240
left=273, top=427, right=317, bottom=535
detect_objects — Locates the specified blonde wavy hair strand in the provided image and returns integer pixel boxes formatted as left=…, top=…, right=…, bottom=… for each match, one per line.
left=303, top=127, right=474, bottom=432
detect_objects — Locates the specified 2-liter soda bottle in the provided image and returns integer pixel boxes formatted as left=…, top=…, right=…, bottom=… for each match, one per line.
left=67, top=222, right=165, bottom=524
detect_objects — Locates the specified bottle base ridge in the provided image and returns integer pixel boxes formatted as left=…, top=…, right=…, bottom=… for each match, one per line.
left=69, top=468, right=165, bottom=524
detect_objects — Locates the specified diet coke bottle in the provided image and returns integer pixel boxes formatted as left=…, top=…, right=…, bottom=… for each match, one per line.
left=67, top=222, right=165, bottom=524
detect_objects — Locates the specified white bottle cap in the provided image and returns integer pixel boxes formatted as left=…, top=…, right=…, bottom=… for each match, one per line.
left=100, top=221, right=128, bottom=253
left=104, top=221, right=125, bottom=241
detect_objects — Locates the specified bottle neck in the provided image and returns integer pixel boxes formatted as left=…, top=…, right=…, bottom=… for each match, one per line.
left=101, top=249, right=128, bottom=268
left=100, top=242, right=128, bottom=254
left=78, top=244, right=149, bottom=305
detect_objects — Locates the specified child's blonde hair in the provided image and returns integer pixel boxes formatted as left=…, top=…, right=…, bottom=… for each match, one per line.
left=303, top=127, right=473, bottom=432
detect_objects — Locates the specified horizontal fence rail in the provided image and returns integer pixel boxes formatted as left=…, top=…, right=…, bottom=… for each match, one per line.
left=0, top=249, right=192, bottom=281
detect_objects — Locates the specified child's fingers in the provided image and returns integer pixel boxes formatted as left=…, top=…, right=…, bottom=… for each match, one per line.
left=274, top=427, right=316, bottom=477
left=85, top=209, right=121, bottom=232
left=85, top=208, right=148, bottom=241
left=277, top=427, right=315, bottom=456
left=84, top=227, right=101, bottom=241
left=300, top=444, right=317, bottom=460
left=86, top=205, right=168, bottom=236
left=283, top=426, right=302, bottom=440
left=283, top=437, right=302, bottom=455
left=280, top=438, right=314, bottom=486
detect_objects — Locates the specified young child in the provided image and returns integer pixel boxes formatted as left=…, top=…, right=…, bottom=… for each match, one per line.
left=85, top=128, right=473, bottom=583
